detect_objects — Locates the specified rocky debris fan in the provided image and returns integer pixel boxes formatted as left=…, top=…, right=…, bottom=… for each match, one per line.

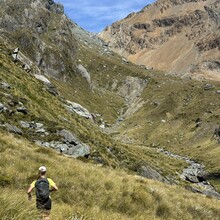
left=157, top=148, right=220, bottom=200
left=35, top=129, right=90, bottom=158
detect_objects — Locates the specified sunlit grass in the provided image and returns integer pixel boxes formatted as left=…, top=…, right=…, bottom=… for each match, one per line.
left=0, top=132, right=220, bottom=220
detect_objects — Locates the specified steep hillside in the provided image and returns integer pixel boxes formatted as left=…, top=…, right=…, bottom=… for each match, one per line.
left=1, top=1, right=220, bottom=218
left=99, top=0, right=220, bottom=80
left=1, top=133, right=220, bottom=220
left=0, top=0, right=79, bottom=78
left=1, top=39, right=189, bottom=183
left=0, top=0, right=150, bottom=123
left=0, top=0, right=187, bottom=184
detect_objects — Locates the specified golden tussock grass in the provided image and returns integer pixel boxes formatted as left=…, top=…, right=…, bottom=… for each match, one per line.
left=0, top=132, right=220, bottom=220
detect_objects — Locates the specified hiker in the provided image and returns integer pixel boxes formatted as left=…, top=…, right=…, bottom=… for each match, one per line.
left=27, top=166, right=58, bottom=220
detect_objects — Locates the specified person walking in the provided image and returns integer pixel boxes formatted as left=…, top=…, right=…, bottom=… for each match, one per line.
left=27, top=166, right=58, bottom=220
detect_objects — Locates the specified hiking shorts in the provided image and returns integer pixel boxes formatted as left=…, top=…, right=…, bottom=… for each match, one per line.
left=36, top=198, right=52, bottom=210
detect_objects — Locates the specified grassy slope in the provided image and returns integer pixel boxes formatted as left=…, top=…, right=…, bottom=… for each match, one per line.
left=51, top=43, right=151, bottom=124
left=115, top=72, right=220, bottom=189
left=0, top=41, right=189, bottom=182
left=0, top=34, right=219, bottom=219
left=1, top=132, right=220, bottom=220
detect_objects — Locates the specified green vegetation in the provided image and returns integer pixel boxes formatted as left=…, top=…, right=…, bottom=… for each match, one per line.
left=0, top=133, right=220, bottom=220
left=0, top=41, right=187, bottom=181
left=115, top=73, right=220, bottom=186
left=0, top=3, right=220, bottom=218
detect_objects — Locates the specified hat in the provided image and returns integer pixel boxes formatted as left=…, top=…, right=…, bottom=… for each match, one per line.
left=39, top=166, right=46, bottom=172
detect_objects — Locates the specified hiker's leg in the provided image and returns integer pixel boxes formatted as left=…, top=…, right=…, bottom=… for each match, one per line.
left=42, top=210, right=50, bottom=220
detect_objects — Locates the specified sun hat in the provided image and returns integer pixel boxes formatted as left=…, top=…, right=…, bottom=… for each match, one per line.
left=39, top=166, right=47, bottom=172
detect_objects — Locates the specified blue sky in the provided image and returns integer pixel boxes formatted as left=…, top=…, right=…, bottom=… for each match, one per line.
left=56, top=0, right=155, bottom=33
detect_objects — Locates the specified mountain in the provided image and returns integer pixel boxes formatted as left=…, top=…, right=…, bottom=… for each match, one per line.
left=1, top=0, right=220, bottom=219
left=99, top=0, right=220, bottom=80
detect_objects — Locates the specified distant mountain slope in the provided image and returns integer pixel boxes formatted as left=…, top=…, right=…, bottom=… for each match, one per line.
left=99, top=0, right=220, bottom=80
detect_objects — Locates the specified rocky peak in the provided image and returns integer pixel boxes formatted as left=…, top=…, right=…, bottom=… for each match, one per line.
left=99, top=0, right=220, bottom=80
left=44, top=0, right=64, bottom=14
left=0, top=0, right=78, bottom=79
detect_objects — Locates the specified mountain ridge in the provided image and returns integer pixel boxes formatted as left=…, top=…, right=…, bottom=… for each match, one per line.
left=99, top=0, right=220, bottom=80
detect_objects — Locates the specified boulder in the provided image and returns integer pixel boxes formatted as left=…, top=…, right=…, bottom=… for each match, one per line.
left=35, top=123, right=44, bottom=129
left=67, top=143, right=90, bottom=158
left=23, top=63, right=31, bottom=72
left=35, top=133, right=90, bottom=158
left=34, top=74, right=51, bottom=84
left=77, top=64, right=91, bottom=83
left=19, top=121, right=45, bottom=130
left=185, top=186, right=220, bottom=200
left=0, top=82, right=11, bottom=89
left=17, top=106, right=28, bottom=114
left=6, top=124, right=22, bottom=135
left=185, top=174, right=199, bottom=183
left=180, top=161, right=205, bottom=183
left=57, top=129, right=79, bottom=145
left=137, top=165, right=169, bottom=183
left=65, top=101, right=92, bottom=119
left=56, top=129, right=90, bottom=157
left=19, top=121, right=30, bottom=128
left=202, top=190, right=220, bottom=200
left=0, top=103, right=5, bottom=113
left=12, top=47, right=19, bottom=61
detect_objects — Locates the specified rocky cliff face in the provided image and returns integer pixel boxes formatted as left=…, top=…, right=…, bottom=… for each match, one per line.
left=99, top=0, right=220, bottom=80
left=0, top=0, right=103, bottom=80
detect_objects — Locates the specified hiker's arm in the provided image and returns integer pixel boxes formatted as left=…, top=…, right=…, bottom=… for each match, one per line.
left=48, top=178, right=58, bottom=192
left=27, top=185, right=34, bottom=201
left=50, top=184, right=58, bottom=192
left=27, top=185, right=34, bottom=194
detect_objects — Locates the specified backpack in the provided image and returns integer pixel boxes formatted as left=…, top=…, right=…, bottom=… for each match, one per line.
left=35, top=178, right=50, bottom=200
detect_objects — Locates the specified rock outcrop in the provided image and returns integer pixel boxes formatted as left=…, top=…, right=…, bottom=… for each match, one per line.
left=35, top=129, right=90, bottom=158
left=65, top=100, right=92, bottom=119
left=0, top=0, right=78, bottom=78
left=157, top=148, right=220, bottom=200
